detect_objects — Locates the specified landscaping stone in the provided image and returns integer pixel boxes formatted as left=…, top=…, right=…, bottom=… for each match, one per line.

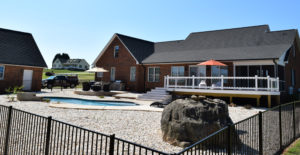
left=161, top=97, right=235, bottom=147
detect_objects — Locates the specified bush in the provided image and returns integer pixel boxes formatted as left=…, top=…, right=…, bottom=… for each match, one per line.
left=82, top=82, right=91, bottom=91
left=99, top=96, right=104, bottom=98
left=244, top=104, right=252, bottom=109
left=45, top=72, right=55, bottom=76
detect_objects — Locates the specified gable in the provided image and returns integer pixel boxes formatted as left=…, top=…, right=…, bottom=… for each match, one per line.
left=93, top=34, right=139, bottom=66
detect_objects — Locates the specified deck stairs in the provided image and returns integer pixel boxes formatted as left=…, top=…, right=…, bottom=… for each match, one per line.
left=138, top=87, right=172, bottom=104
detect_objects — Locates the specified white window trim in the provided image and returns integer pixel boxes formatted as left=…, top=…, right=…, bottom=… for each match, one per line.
left=114, top=45, right=119, bottom=58
left=148, top=67, right=160, bottom=82
left=97, top=72, right=103, bottom=78
left=130, top=66, right=136, bottom=82
left=0, top=65, right=5, bottom=80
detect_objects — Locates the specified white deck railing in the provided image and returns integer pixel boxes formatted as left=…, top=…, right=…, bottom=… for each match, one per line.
left=164, top=75, right=280, bottom=92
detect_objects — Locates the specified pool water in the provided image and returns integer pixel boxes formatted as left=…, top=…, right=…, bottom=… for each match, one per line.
left=45, top=97, right=137, bottom=106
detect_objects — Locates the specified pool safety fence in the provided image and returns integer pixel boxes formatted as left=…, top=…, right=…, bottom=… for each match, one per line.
left=0, top=100, right=300, bottom=154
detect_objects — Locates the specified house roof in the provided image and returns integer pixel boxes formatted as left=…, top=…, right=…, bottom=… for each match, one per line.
left=110, top=25, right=297, bottom=64
left=64, top=59, right=88, bottom=65
left=55, top=58, right=69, bottom=64
left=116, top=33, right=154, bottom=63
left=0, top=28, right=47, bottom=68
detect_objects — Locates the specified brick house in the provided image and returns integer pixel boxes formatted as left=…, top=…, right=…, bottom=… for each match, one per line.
left=0, top=28, right=47, bottom=93
left=93, top=25, right=299, bottom=103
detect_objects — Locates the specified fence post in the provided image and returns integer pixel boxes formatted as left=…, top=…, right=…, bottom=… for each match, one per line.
left=259, top=112, right=263, bottom=155
left=293, top=101, right=296, bottom=140
left=109, top=134, right=115, bottom=155
left=45, top=116, right=52, bottom=155
left=166, top=75, right=169, bottom=88
left=276, top=77, right=280, bottom=91
left=267, top=76, right=270, bottom=91
left=255, top=75, right=258, bottom=91
left=227, top=124, right=232, bottom=155
left=279, top=104, right=282, bottom=150
left=4, top=106, right=13, bottom=155
left=192, top=75, right=195, bottom=89
left=221, top=75, right=224, bottom=90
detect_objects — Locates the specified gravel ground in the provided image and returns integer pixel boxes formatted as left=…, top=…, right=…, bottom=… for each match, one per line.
left=0, top=91, right=266, bottom=153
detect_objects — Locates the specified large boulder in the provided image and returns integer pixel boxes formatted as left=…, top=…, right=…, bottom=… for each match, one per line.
left=161, top=96, right=234, bottom=147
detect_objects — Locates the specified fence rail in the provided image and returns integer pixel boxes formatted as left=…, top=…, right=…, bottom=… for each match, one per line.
left=0, top=101, right=300, bottom=154
left=0, top=105, right=167, bottom=155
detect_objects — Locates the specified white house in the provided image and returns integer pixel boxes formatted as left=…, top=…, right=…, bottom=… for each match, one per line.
left=52, top=58, right=90, bottom=70
left=52, top=58, right=68, bottom=69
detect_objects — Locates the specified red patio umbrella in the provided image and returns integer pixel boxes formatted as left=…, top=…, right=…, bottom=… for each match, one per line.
left=197, top=59, right=227, bottom=66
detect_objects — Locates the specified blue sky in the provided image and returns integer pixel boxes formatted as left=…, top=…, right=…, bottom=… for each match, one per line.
left=1, top=0, right=300, bottom=67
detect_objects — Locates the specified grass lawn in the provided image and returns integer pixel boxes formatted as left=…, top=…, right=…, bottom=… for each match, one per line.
left=284, top=138, right=300, bottom=155
left=43, top=69, right=94, bottom=82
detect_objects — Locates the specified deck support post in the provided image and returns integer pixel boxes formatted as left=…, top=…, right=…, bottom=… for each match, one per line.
left=257, top=97, right=260, bottom=107
left=229, top=96, right=233, bottom=104
left=267, top=95, right=271, bottom=108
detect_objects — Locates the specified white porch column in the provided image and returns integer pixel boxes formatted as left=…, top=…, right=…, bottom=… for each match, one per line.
left=192, top=75, right=195, bottom=89
left=267, top=76, right=270, bottom=91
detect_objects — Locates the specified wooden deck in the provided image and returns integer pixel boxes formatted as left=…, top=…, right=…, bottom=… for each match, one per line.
left=164, top=76, right=281, bottom=107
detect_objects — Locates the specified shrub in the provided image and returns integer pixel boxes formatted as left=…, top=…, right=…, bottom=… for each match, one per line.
left=244, top=104, right=252, bottom=109
left=229, top=103, right=237, bottom=107
left=45, top=72, right=55, bottom=76
left=42, top=98, right=51, bottom=103
left=99, top=96, right=104, bottom=98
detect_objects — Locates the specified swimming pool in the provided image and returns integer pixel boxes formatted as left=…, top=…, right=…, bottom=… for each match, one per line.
left=45, top=97, right=138, bottom=106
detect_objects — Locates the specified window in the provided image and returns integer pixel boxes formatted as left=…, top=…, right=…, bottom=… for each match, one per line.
left=97, top=72, right=103, bottom=78
left=110, top=67, right=115, bottom=81
left=148, top=67, right=160, bottom=82
left=79, top=65, right=82, bottom=68
left=114, top=46, right=119, bottom=58
left=0, top=66, right=4, bottom=80
left=293, top=45, right=296, bottom=57
left=291, top=69, right=295, bottom=86
left=211, top=66, right=228, bottom=84
left=130, top=66, right=136, bottom=81
left=171, top=66, right=184, bottom=76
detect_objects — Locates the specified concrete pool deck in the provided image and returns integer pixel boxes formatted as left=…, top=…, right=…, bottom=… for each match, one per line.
left=38, top=89, right=163, bottom=112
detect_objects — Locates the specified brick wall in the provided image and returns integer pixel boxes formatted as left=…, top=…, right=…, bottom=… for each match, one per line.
left=95, top=37, right=145, bottom=92
left=284, top=38, right=300, bottom=94
left=0, top=64, right=43, bottom=93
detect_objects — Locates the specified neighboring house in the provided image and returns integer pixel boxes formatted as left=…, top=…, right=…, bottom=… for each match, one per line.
left=52, top=58, right=89, bottom=71
left=93, top=25, right=300, bottom=105
left=52, top=58, right=68, bottom=69
left=0, top=28, right=47, bottom=92
left=63, top=59, right=90, bottom=70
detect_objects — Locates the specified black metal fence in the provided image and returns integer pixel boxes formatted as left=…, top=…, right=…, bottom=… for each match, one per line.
left=0, top=105, right=166, bottom=155
left=1, top=101, right=300, bottom=155
left=178, top=100, right=300, bottom=155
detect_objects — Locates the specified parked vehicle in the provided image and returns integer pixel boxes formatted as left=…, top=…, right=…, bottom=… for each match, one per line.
left=42, top=75, right=79, bottom=89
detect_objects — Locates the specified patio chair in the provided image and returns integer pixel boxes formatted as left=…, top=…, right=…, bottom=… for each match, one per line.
left=198, top=80, right=207, bottom=88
